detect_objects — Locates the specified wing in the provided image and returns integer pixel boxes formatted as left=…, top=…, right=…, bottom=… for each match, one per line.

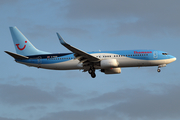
left=56, top=33, right=100, bottom=64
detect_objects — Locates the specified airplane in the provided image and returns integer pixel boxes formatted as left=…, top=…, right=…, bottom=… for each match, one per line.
left=5, top=26, right=176, bottom=78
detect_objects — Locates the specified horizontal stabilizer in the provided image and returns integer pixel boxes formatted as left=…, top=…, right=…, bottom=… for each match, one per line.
left=5, top=51, right=29, bottom=59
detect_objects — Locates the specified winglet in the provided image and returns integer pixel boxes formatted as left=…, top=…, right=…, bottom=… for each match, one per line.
left=56, top=33, right=66, bottom=45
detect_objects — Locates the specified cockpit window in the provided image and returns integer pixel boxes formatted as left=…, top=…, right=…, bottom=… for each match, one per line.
left=162, top=53, right=168, bottom=55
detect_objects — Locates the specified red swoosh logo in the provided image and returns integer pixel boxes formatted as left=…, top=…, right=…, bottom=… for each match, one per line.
left=16, top=41, right=27, bottom=50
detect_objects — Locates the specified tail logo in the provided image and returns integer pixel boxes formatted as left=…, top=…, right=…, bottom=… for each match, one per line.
left=16, top=41, right=27, bottom=50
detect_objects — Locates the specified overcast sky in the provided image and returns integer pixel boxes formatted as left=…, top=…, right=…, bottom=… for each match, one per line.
left=0, top=0, right=179, bottom=120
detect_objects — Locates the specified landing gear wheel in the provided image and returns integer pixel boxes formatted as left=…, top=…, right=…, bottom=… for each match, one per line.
left=91, top=72, right=96, bottom=78
left=88, top=69, right=93, bottom=74
left=157, top=69, right=161, bottom=72
left=88, top=66, right=96, bottom=78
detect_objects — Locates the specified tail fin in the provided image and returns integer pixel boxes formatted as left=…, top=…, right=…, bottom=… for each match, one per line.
left=9, top=26, right=50, bottom=56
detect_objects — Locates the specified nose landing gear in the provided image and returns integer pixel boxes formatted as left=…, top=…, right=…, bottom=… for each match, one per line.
left=157, top=64, right=166, bottom=73
left=157, top=68, right=161, bottom=72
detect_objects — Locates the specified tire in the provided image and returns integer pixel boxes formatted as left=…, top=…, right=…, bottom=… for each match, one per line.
left=157, top=69, right=161, bottom=72
left=91, top=73, right=96, bottom=78
left=88, top=69, right=92, bottom=74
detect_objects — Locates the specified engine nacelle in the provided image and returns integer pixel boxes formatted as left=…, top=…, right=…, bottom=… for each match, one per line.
left=100, top=59, right=119, bottom=68
left=101, top=68, right=121, bottom=74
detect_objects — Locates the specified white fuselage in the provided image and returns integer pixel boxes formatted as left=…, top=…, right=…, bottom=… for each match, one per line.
left=17, top=53, right=176, bottom=70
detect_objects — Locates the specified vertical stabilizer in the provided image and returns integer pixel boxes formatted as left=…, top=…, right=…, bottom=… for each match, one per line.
left=9, top=26, right=50, bottom=56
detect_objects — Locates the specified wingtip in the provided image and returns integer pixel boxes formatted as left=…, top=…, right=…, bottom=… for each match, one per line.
left=56, top=33, right=66, bottom=45
left=9, top=26, right=17, bottom=29
left=56, top=32, right=61, bottom=40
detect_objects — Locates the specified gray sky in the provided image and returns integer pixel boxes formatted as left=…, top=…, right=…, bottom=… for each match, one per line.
left=0, top=0, right=179, bottom=120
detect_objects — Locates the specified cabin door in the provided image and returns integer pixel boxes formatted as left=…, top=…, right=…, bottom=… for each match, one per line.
left=153, top=51, right=158, bottom=59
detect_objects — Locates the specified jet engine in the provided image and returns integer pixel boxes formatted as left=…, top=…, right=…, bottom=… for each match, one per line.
left=100, top=59, right=119, bottom=68
left=101, top=68, right=121, bottom=74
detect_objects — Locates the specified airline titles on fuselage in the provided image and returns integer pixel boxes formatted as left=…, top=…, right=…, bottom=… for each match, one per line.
left=134, top=51, right=152, bottom=54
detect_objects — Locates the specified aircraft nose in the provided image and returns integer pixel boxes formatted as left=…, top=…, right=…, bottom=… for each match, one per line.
left=168, top=55, right=176, bottom=63
left=171, top=56, right=176, bottom=62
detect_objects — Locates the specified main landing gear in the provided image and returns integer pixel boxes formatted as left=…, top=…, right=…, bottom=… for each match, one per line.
left=88, top=67, right=96, bottom=78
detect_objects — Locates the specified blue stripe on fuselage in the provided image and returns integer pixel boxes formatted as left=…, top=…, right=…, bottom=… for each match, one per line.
left=27, top=53, right=72, bottom=59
